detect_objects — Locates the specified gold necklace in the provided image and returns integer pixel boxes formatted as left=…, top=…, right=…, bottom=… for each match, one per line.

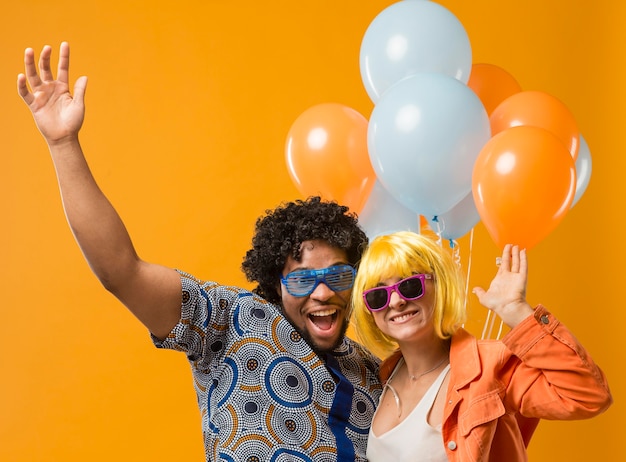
left=408, top=356, right=448, bottom=381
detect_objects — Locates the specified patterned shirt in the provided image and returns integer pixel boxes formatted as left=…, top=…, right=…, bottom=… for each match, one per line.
left=153, top=271, right=382, bottom=462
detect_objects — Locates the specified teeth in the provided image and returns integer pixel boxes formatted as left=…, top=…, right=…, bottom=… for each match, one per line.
left=392, top=312, right=415, bottom=322
left=310, top=309, right=337, bottom=317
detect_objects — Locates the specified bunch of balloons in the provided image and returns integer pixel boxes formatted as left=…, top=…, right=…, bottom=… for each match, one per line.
left=285, top=0, right=592, bottom=250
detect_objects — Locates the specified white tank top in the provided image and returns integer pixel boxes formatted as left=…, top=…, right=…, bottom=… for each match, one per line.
left=366, top=360, right=450, bottom=462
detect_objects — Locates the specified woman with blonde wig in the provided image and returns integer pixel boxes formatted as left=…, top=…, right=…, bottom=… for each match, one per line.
left=352, top=231, right=612, bottom=461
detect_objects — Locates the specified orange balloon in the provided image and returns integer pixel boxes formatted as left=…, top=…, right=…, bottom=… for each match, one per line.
left=285, top=103, right=376, bottom=213
left=472, top=126, right=576, bottom=250
left=490, top=90, right=580, bottom=160
left=467, top=63, right=522, bottom=116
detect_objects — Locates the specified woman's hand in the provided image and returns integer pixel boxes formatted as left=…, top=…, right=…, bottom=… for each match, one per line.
left=472, top=244, right=534, bottom=328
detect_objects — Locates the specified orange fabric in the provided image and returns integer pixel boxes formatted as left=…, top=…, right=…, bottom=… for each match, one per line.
left=379, top=306, right=612, bottom=461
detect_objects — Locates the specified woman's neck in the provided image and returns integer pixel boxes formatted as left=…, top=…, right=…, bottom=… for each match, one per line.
left=398, top=337, right=450, bottom=380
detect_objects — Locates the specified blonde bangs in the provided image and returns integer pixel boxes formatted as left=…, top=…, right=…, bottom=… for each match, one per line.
left=351, top=232, right=467, bottom=357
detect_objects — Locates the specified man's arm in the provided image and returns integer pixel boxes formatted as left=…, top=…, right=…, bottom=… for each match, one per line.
left=18, top=42, right=181, bottom=339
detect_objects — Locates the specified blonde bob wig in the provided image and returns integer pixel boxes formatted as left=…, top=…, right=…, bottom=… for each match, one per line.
left=352, top=231, right=467, bottom=357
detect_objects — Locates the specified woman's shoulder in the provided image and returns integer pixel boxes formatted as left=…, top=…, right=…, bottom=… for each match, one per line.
left=379, top=350, right=404, bottom=382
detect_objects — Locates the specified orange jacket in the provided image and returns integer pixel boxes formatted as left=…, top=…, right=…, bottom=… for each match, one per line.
left=379, top=305, right=612, bottom=462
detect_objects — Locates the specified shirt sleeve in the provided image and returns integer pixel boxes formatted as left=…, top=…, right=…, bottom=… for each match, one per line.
left=151, top=271, right=218, bottom=364
left=501, top=304, right=612, bottom=420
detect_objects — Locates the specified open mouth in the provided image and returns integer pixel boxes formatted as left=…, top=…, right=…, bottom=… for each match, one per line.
left=390, top=310, right=418, bottom=323
left=309, top=309, right=338, bottom=331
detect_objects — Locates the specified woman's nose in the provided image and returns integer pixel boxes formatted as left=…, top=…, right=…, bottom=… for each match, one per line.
left=387, top=289, right=406, bottom=310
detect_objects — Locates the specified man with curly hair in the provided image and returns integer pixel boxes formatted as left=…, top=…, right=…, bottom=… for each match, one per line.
left=18, top=43, right=382, bottom=462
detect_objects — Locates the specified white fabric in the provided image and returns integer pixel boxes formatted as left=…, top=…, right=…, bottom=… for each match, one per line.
left=366, top=361, right=450, bottom=462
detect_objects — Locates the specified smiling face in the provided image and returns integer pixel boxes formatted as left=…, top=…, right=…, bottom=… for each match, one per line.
left=279, top=239, right=351, bottom=354
left=369, top=274, right=437, bottom=346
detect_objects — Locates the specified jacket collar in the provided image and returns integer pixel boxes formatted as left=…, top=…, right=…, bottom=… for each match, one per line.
left=449, top=328, right=481, bottom=389
left=379, top=328, right=481, bottom=388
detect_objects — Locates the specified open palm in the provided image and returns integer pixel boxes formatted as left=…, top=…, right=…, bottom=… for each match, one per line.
left=473, top=244, right=533, bottom=328
left=17, top=42, right=87, bottom=144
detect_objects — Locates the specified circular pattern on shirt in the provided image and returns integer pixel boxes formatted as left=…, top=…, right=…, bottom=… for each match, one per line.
left=211, top=403, right=240, bottom=448
left=263, top=356, right=313, bottom=408
left=332, top=351, right=365, bottom=378
left=266, top=405, right=318, bottom=448
left=321, top=379, right=335, bottom=393
left=229, top=434, right=273, bottom=462
left=244, top=400, right=260, bottom=416
left=213, top=358, right=239, bottom=408
left=251, top=306, right=267, bottom=320
left=347, top=387, right=378, bottom=433
left=307, top=450, right=337, bottom=462
left=236, top=296, right=275, bottom=335
left=227, top=337, right=275, bottom=390
left=210, top=341, right=224, bottom=353
left=312, top=374, right=336, bottom=412
left=270, top=318, right=309, bottom=355
left=268, top=446, right=314, bottom=462
left=237, top=392, right=265, bottom=431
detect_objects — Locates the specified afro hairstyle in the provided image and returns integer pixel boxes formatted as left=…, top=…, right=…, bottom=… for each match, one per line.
left=241, top=196, right=368, bottom=305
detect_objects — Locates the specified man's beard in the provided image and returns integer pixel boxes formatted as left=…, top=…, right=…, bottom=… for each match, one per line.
left=294, top=316, right=350, bottom=355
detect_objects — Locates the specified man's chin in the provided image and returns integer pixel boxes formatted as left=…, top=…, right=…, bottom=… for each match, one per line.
left=303, top=319, right=349, bottom=355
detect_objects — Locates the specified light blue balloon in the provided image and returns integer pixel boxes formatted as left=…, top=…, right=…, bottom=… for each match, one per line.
left=368, top=72, right=491, bottom=218
left=359, top=180, right=420, bottom=240
left=572, top=134, right=592, bottom=207
left=428, top=190, right=480, bottom=240
left=360, top=0, right=472, bottom=103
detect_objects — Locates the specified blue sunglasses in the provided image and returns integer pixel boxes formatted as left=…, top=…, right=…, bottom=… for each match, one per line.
left=281, top=264, right=356, bottom=297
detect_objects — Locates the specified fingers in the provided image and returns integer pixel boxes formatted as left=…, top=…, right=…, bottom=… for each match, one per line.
left=19, top=42, right=74, bottom=104
left=510, top=245, right=520, bottom=273
left=56, top=42, right=70, bottom=84
left=471, top=286, right=485, bottom=300
left=16, top=73, right=33, bottom=103
left=22, top=43, right=68, bottom=88
left=499, top=244, right=512, bottom=271
left=499, top=244, right=526, bottom=274
left=73, top=75, right=88, bottom=105
left=23, top=47, right=42, bottom=89
left=38, top=44, right=54, bottom=82
left=519, top=248, right=528, bottom=277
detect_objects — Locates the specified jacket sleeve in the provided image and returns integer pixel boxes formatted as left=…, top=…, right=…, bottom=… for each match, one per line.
left=501, top=305, right=612, bottom=420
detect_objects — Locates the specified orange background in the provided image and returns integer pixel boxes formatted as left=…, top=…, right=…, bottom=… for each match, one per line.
left=1, top=1, right=622, bottom=460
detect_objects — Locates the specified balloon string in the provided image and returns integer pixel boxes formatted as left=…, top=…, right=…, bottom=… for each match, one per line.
left=460, top=228, right=474, bottom=329
left=464, top=228, right=473, bottom=309
left=481, top=310, right=492, bottom=340
left=496, top=320, right=504, bottom=340
left=479, top=236, right=509, bottom=340
left=479, top=228, right=497, bottom=340
left=487, top=309, right=497, bottom=338
left=431, top=215, right=443, bottom=247
left=453, top=240, right=464, bottom=322
left=451, top=239, right=460, bottom=263
left=481, top=307, right=497, bottom=339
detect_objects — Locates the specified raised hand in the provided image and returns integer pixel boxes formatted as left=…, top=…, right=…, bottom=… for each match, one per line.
left=472, top=244, right=534, bottom=328
left=17, top=42, right=87, bottom=145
